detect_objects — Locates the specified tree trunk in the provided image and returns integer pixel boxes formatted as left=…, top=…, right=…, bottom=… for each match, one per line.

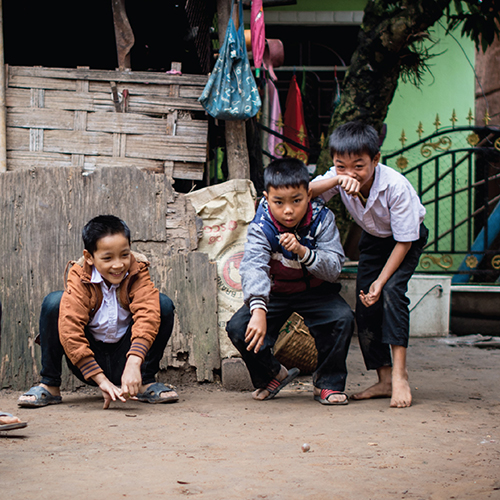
left=217, top=0, right=250, bottom=180
left=317, top=0, right=451, bottom=174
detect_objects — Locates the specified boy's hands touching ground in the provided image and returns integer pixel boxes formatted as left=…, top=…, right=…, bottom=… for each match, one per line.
left=359, top=280, right=383, bottom=307
left=279, top=233, right=306, bottom=259
left=121, top=355, right=143, bottom=399
left=245, top=308, right=267, bottom=353
left=92, top=373, right=127, bottom=409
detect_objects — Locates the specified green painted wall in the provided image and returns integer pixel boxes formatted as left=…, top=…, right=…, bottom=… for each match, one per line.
left=381, top=21, right=475, bottom=155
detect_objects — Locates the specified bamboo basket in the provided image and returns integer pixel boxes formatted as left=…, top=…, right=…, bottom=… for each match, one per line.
left=274, top=312, right=318, bottom=374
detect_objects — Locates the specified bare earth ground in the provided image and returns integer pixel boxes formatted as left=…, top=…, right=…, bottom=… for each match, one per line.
left=1, top=337, right=499, bottom=500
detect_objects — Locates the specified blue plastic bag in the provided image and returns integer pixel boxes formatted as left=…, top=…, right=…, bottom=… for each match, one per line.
left=199, top=0, right=261, bottom=120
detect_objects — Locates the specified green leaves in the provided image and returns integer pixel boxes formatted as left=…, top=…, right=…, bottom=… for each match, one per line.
left=447, top=0, right=500, bottom=52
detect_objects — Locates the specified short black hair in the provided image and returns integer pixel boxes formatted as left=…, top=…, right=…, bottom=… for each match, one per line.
left=82, top=215, right=131, bottom=256
left=329, top=121, right=380, bottom=159
left=264, top=158, right=309, bottom=192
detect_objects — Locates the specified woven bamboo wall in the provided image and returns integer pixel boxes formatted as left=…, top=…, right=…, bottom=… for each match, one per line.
left=5, top=66, right=208, bottom=180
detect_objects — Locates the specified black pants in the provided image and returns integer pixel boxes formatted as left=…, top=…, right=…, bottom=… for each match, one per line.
left=226, top=283, right=354, bottom=391
left=356, top=223, right=428, bottom=370
left=39, top=291, right=174, bottom=387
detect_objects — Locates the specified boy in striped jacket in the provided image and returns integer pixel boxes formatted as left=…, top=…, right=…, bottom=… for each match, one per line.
left=227, top=158, right=354, bottom=405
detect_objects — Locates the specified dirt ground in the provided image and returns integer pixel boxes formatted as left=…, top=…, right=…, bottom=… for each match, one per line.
left=1, top=336, right=499, bottom=500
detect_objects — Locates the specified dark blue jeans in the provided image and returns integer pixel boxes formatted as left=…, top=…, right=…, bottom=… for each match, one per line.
left=38, top=291, right=175, bottom=387
left=226, top=283, right=354, bottom=391
left=356, top=223, right=428, bottom=370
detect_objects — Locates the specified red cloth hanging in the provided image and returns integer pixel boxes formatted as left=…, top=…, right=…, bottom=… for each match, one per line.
left=283, top=75, right=309, bottom=164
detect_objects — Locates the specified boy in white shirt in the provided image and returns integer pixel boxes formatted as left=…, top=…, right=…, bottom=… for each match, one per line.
left=18, top=215, right=178, bottom=409
left=311, top=121, right=427, bottom=408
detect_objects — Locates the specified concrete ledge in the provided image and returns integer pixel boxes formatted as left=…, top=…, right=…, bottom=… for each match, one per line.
left=221, top=358, right=254, bottom=391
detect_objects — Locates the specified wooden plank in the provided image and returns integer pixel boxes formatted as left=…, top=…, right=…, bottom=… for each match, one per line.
left=125, top=135, right=207, bottom=162
left=7, top=108, right=75, bottom=130
left=86, top=111, right=170, bottom=135
left=89, top=155, right=163, bottom=170
left=7, top=151, right=72, bottom=168
left=44, top=90, right=97, bottom=111
left=7, top=88, right=98, bottom=112
left=43, top=130, right=114, bottom=155
left=6, top=88, right=31, bottom=108
left=8, top=75, right=78, bottom=91
left=179, top=86, right=208, bottom=99
left=176, top=120, right=209, bottom=136
left=0, top=167, right=212, bottom=390
left=6, top=127, right=30, bottom=150
left=9, top=66, right=208, bottom=86
left=150, top=253, right=219, bottom=382
left=173, top=162, right=205, bottom=180
left=6, top=151, right=204, bottom=180
left=88, top=80, right=205, bottom=96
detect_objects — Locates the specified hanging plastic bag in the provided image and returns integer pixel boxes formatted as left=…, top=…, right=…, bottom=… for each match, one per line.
left=199, top=0, right=261, bottom=120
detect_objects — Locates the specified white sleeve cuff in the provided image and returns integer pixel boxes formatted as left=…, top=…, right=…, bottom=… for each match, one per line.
left=298, top=247, right=316, bottom=267
left=249, top=297, right=268, bottom=313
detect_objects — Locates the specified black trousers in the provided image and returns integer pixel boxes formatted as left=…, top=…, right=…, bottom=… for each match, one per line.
left=226, top=283, right=354, bottom=391
left=356, top=223, right=428, bottom=370
left=39, top=291, right=174, bottom=387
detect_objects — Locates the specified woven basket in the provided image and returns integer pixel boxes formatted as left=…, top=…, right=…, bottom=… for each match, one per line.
left=274, top=312, right=318, bottom=374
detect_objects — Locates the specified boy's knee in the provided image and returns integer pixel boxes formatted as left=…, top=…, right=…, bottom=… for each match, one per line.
left=226, top=313, right=248, bottom=346
left=382, top=280, right=408, bottom=306
left=338, top=307, right=355, bottom=334
left=159, top=293, right=175, bottom=318
left=41, top=291, right=63, bottom=316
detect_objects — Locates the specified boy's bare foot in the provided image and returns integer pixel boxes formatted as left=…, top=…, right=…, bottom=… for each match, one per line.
left=351, top=365, right=392, bottom=401
left=350, top=380, right=392, bottom=400
left=390, top=371, right=412, bottom=408
left=252, top=365, right=289, bottom=400
left=0, top=412, right=23, bottom=425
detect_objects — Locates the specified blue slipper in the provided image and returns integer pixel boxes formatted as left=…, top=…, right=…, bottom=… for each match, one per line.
left=0, top=412, right=28, bottom=431
left=136, top=382, right=179, bottom=404
left=18, top=386, right=62, bottom=408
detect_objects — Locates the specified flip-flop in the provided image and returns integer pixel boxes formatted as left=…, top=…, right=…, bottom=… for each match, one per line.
left=0, top=412, right=28, bottom=431
left=18, top=386, right=62, bottom=408
left=136, top=382, right=179, bottom=404
left=262, top=367, right=300, bottom=401
left=314, top=389, right=349, bottom=405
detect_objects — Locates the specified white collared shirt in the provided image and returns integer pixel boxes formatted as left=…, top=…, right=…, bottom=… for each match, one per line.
left=314, top=163, right=426, bottom=241
left=87, top=267, right=132, bottom=343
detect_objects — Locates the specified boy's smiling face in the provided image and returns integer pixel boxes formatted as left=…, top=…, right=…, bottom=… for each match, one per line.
left=83, top=233, right=131, bottom=287
left=264, top=184, right=312, bottom=229
left=333, top=151, right=380, bottom=197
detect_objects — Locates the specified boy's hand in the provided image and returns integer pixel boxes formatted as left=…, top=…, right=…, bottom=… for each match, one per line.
left=336, top=175, right=360, bottom=196
left=280, top=233, right=306, bottom=259
left=245, top=308, right=267, bottom=353
left=359, top=280, right=383, bottom=307
left=121, top=355, right=143, bottom=399
left=92, top=373, right=127, bottom=410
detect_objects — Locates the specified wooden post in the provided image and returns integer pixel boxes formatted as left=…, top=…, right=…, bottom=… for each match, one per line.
left=0, top=0, right=7, bottom=172
left=216, top=0, right=250, bottom=180
left=111, top=0, right=135, bottom=70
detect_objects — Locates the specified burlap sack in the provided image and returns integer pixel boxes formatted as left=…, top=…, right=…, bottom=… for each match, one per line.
left=186, top=179, right=257, bottom=358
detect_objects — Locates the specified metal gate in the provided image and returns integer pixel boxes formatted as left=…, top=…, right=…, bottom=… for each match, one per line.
left=382, top=124, right=500, bottom=282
